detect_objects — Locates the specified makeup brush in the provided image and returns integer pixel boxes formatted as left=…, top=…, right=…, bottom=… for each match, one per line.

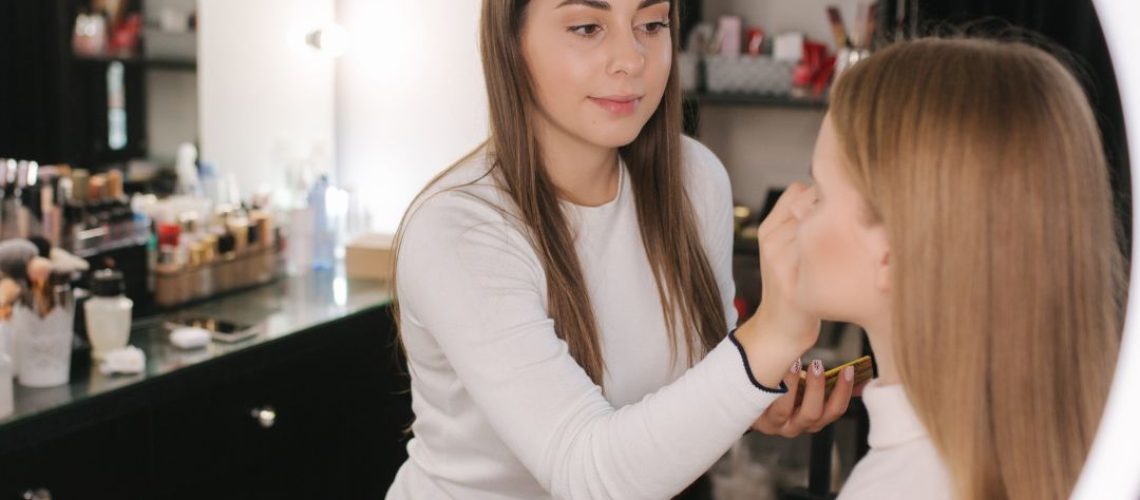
left=861, top=3, right=878, bottom=50
left=27, top=257, right=54, bottom=317
left=826, top=6, right=850, bottom=49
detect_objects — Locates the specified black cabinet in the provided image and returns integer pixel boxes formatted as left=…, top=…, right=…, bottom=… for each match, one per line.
left=0, top=412, right=152, bottom=499
left=0, top=305, right=412, bottom=499
left=149, top=359, right=315, bottom=499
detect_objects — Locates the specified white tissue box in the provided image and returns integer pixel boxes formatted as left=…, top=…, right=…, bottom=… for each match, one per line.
left=100, top=346, right=146, bottom=376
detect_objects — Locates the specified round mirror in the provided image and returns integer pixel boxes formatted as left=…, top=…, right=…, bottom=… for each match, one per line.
left=1076, top=1, right=1140, bottom=498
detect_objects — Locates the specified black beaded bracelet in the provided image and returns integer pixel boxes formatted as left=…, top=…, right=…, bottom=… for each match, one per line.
left=728, top=328, right=789, bottom=394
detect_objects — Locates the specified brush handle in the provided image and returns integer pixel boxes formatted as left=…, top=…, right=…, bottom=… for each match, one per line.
left=861, top=3, right=878, bottom=49
left=827, top=6, right=850, bottom=48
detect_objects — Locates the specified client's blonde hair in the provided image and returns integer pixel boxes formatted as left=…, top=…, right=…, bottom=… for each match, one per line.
left=830, top=38, right=1124, bottom=499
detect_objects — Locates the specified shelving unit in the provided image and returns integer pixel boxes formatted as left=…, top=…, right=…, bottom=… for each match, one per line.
left=0, top=0, right=199, bottom=167
left=73, top=54, right=197, bottom=72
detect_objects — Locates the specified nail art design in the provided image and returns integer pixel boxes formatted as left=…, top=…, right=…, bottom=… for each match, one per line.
left=790, top=358, right=802, bottom=374
left=812, top=360, right=824, bottom=376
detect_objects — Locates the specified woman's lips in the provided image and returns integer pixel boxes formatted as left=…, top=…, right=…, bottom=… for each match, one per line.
left=589, top=95, right=641, bottom=117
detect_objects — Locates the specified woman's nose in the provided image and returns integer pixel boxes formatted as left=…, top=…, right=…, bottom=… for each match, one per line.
left=606, top=28, right=646, bottom=76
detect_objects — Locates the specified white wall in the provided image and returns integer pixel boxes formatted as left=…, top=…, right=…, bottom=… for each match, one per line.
left=198, top=0, right=336, bottom=196
left=335, top=0, right=488, bottom=233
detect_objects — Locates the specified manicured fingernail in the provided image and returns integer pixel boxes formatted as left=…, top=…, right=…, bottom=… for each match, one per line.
left=844, top=366, right=854, bottom=382
left=812, top=360, right=823, bottom=376
left=790, top=358, right=802, bottom=374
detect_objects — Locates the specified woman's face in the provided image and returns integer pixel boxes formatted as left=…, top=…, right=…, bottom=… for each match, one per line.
left=793, top=114, right=891, bottom=325
left=521, top=0, right=673, bottom=149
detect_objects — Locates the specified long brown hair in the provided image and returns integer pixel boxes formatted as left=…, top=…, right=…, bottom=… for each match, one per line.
left=391, top=0, right=724, bottom=387
left=830, top=38, right=1124, bottom=499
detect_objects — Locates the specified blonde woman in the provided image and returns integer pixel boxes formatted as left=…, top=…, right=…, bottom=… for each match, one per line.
left=782, top=38, right=1124, bottom=499
left=385, top=0, right=856, bottom=498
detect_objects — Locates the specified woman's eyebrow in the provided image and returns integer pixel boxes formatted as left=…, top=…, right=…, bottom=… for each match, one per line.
left=557, top=0, right=610, bottom=10
left=557, top=0, right=669, bottom=10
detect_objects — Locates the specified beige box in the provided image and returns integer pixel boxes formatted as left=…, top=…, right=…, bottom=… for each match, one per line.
left=345, top=233, right=395, bottom=281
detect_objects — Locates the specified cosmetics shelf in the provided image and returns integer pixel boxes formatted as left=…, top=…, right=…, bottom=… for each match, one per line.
left=153, top=246, right=280, bottom=308
left=72, top=54, right=197, bottom=72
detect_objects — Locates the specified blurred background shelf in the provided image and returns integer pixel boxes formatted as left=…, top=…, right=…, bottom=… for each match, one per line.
left=685, top=92, right=828, bottom=110
left=72, top=54, right=197, bottom=71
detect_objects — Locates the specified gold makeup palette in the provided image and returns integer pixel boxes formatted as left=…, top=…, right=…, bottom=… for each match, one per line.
left=794, top=355, right=874, bottom=406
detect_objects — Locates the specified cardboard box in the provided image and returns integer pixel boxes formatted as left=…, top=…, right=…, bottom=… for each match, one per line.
left=345, top=233, right=395, bottom=281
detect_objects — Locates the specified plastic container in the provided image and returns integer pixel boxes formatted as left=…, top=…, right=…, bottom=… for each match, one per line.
left=308, top=176, right=335, bottom=270
left=12, top=300, right=74, bottom=388
left=704, top=55, right=794, bottom=95
left=84, top=270, right=133, bottom=360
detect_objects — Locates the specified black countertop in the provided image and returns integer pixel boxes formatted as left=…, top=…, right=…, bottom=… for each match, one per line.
left=0, top=270, right=392, bottom=440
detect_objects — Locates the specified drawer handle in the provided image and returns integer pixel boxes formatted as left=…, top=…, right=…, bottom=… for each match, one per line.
left=251, top=406, right=277, bottom=429
left=22, top=488, right=51, bottom=500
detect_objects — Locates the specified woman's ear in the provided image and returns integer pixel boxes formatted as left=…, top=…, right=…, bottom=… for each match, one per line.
left=876, top=249, right=891, bottom=293
left=869, top=226, right=891, bottom=294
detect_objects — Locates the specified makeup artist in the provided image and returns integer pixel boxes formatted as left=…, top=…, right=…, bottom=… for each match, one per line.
left=385, top=1, right=855, bottom=498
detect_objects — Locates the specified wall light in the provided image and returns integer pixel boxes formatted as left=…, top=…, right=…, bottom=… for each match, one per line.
left=305, top=23, right=350, bottom=57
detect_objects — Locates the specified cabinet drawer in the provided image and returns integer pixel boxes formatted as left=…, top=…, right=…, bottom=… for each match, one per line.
left=0, top=413, right=150, bottom=500
left=150, top=355, right=321, bottom=499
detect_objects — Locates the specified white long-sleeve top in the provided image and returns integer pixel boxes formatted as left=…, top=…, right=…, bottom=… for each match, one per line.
left=387, top=137, right=784, bottom=500
left=838, top=381, right=955, bottom=500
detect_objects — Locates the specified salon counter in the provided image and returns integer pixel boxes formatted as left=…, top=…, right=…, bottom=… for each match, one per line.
left=0, top=271, right=412, bottom=499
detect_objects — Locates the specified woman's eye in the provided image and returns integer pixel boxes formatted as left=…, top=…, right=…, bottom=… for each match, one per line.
left=640, top=21, right=670, bottom=34
left=569, top=24, right=602, bottom=37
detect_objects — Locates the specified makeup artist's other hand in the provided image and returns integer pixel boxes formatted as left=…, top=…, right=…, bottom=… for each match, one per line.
left=752, top=359, right=860, bottom=437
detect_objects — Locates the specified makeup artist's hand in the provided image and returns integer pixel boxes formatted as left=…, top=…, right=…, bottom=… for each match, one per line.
left=756, top=182, right=821, bottom=343
left=751, top=359, right=862, bottom=437
left=734, top=183, right=823, bottom=387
